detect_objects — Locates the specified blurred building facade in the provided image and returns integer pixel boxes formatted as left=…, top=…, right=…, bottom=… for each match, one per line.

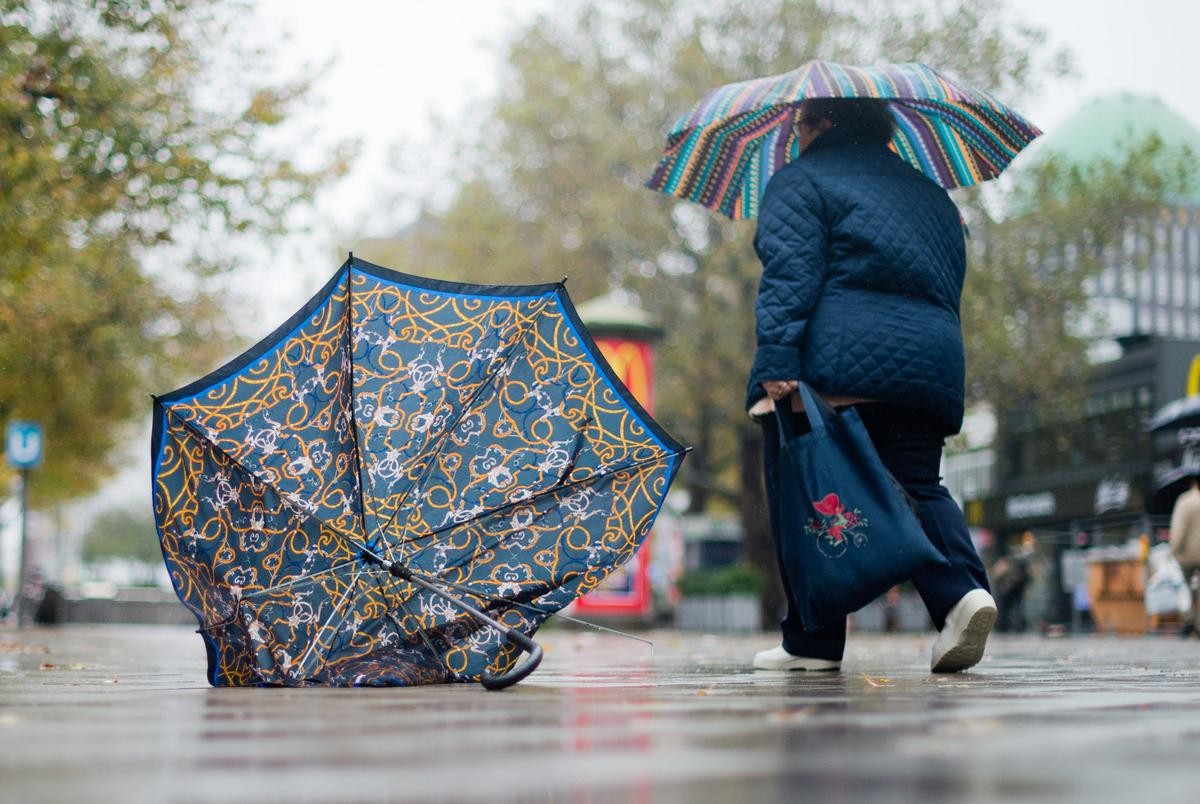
left=943, top=95, right=1200, bottom=625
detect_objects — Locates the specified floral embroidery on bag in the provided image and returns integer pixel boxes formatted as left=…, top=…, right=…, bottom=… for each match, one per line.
left=805, top=492, right=869, bottom=558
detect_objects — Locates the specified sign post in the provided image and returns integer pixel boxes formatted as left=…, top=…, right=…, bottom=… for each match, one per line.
left=6, top=421, right=43, bottom=624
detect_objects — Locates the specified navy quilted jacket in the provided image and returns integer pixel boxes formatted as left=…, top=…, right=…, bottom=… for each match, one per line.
left=747, top=128, right=967, bottom=433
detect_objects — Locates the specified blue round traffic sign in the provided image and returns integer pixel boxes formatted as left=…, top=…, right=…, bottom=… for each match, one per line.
left=5, top=421, right=43, bottom=469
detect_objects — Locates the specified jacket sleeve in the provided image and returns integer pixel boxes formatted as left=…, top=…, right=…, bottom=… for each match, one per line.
left=749, top=167, right=830, bottom=387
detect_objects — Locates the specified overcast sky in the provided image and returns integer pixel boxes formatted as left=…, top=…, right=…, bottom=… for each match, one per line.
left=250, top=0, right=551, bottom=301
left=1011, top=0, right=1197, bottom=127
left=253, top=0, right=1200, bottom=266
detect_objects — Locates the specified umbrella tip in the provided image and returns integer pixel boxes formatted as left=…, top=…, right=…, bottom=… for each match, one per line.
left=348, top=250, right=354, bottom=261
left=560, top=276, right=568, bottom=286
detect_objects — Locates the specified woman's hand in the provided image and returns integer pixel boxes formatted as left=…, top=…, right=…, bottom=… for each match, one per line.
left=761, top=380, right=799, bottom=401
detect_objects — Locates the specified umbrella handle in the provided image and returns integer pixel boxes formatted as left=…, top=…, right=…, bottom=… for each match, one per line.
left=372, top=556, right=546, bottom=690
left=480, top=628, right=544, bottom=691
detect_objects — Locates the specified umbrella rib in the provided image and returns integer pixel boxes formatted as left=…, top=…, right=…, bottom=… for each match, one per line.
left=370, top=291, right=560, bottom=556
left=160, top=406, right=682, bottom=585
left=239, top=559, right=363, bottom=601
left=367, top=566, right=506, bottom=680
left=381, top=575, right=460, bottom=677
left=398, top=447, right=685, bottom=546
left=388, top=604, right=445, bottom=673
left=160, top=405, right=377, bottom=570
left=376, top=296, right=555, bottom=550
left=421, top=449, right=686, bottom=629
left=295, top=565, right=363, bottom=680
left=344, top=269, right=374, bottom=561
left=399, top=568, right=655, bottom=648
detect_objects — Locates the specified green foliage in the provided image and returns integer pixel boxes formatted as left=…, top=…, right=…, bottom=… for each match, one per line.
left=676, top=563, right=764, bottom=597
left=0, top=1, right=353, bottom=503
left=962, top=135, right=1198, bottom=421
left=369, top=0, right=1066, bottom=514
left=82, top=506, right=161, bottom=565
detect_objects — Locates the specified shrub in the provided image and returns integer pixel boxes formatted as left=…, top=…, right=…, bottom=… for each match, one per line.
left=676, top=564, right=765, bottom=597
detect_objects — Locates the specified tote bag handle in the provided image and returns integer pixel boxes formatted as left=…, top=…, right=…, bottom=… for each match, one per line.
left=774, top=384, right=921, bottom=514
left=774, top=382, right=836, bottom=441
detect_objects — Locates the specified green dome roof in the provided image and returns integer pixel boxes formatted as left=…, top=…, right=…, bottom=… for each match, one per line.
left=1037, top=94, right=1200, bottom=163
left=1018, top=94, right=1200, bottom=203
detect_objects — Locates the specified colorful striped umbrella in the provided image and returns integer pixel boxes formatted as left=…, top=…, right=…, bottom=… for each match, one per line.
left=646, top=60, right=1041, bottom=220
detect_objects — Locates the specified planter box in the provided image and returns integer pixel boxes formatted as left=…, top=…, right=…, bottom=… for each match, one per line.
left=1087, top=559, right=1147, bottom=634
left=675, top=594, right=762, bottom=632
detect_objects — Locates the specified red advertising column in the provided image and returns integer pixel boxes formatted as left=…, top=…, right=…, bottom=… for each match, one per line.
left=574, top=295, right=662, bottom=620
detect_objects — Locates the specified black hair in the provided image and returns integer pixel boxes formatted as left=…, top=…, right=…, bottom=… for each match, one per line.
left=799, top=98, right=895, bottom=146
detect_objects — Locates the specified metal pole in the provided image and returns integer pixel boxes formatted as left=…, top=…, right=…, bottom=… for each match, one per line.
left=0, top=484, right=5, bottom=598
left=15, top=469, right=30, bottom=626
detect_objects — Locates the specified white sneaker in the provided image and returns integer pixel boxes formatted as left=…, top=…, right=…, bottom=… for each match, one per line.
left=753, top=645, right=841, bottom=672
left=930, top=588, right=997, bottom=673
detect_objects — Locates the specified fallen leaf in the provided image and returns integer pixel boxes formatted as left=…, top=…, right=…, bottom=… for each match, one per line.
left=862, top=673, right=891, bottom=687
left=767, top=706, right=816, bottom=724
left=38, top=662, right=91, bottom=671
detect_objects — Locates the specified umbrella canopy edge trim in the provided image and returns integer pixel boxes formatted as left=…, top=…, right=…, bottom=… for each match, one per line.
left=149, top=401, right=224, bottom=684
left=550, top=284, right=686, bottom=457
left=157, top=259, right=353, bottom=407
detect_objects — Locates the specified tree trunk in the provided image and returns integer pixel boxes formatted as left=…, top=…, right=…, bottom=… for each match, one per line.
left=686, top=402, right=712, bottom=514
left=737, top=422, right=783, bottom=630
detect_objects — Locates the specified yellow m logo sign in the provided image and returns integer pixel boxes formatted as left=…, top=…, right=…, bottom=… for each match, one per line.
left=1189, top=355, right=1200, bottom=397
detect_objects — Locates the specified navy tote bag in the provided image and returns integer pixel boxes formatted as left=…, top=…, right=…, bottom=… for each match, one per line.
left=776, top=383, right=949, bottom=630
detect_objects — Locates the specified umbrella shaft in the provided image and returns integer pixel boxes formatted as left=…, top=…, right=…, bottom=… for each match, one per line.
left=376, top=558, right=505, bottom=635
left=372, top=555, right=543, bottom=690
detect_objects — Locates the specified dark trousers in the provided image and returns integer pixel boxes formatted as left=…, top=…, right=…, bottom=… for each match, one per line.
left=759, top=403, right=990, bottom=661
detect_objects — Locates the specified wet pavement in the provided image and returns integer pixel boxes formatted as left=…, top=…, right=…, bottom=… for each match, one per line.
left=2, top=624, right=1199, bottom=803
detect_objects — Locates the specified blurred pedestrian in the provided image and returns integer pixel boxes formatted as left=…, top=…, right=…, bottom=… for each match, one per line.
left=993, top=532, right=1035, bottom=632
left=749, top=98, right=995, bottom=674
left=1168, top=476, right=1200, bottom=636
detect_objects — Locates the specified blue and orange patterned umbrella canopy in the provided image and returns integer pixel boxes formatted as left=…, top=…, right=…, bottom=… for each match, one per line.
left=152, top=257, right=685, bottom=687
left=646, top=60, right=1041, bottom=219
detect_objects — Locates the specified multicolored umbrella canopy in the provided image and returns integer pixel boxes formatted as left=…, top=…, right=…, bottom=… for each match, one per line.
left=646, top=60, right=1041, bottom=219
left=152, top=256, right=685, bottom=688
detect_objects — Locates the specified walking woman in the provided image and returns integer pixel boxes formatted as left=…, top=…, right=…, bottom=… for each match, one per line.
left=748, top=97, right=995, bottom=673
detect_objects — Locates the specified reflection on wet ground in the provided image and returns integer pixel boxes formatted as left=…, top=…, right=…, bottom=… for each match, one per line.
left=2, top=625, right=1199, bottom=802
